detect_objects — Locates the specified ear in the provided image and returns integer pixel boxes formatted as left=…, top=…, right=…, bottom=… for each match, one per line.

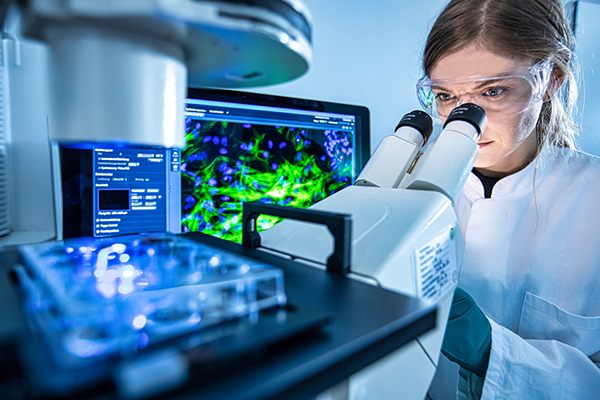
left=543, top=69, right=566, bottom=102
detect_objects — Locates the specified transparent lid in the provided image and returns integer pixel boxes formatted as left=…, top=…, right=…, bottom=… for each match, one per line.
left=17, top=234, right=286, bottom=365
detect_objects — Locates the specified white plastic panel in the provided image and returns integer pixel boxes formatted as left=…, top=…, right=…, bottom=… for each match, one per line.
left=0, top=39, right=9, bottom=237
left=0, top=35, right=56, bottom=246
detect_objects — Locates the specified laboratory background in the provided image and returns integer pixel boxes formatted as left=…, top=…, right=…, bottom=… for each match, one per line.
left=0, top=0, right=598, bottom=399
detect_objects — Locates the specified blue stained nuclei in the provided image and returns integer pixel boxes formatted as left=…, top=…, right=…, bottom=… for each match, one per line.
left=296, top=152, right=303, bottom=161
left=195, top=122, right=201, bottom=130
left=183, top=196, right=196, bottom=210
left=208, top=178, right=217, bottom=186
left=320, top=155, right=326, bottom=162
left=221, top=137, right=228, bottom=147
left=272, top=163, right=278, bottom=170
left=219, top=148, right=228, bottom=155
left=221, top=196, right=231, bottom=201
left=240, top=143, right=249, bottom=151
left=262, top=151, right=269, bottom=159
left=212, top=136, right=220, bottom=145
left=304, top=140, right=311, bottom=146
left=194, top=177, right=202, bottom=187
left=217, top=207, right=226, bottom=214
left=279, top=142, right=287, bottom=149
left=268, top=140, right=273, bottom=149
left=203, top=136, right=212, bottom=143
left=223, top=176, right=232, bottom=183
left=243, top=123, right=252, bottom=129
left=209, top=188, right=218, bottom=195
left=203, top=200, right=214, bottom=213
left=186, top=118, right=192, bottom=126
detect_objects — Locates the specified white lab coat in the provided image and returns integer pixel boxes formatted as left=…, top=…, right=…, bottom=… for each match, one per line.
left=431, top=147, right=600, bottom=399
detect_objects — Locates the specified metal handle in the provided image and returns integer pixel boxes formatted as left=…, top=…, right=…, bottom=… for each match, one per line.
left=242, top=202, right=352, bottom=275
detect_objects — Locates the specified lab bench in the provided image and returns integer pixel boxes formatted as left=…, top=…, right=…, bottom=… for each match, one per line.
left=0, top=232, right=436, bottom=400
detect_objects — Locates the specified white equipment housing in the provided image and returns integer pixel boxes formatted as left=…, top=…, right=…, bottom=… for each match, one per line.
left=259, top=107, right=486, bottom=399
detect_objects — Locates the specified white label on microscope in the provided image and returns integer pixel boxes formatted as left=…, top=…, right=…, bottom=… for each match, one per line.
left=414, top=227, right=458, bottom=303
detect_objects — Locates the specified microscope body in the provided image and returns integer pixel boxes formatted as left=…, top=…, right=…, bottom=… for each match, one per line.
left=259, top=106, right=486, bottom=399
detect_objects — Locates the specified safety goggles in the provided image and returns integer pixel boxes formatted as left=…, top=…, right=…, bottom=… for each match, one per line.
left=416, top=59, right=554, bottom=120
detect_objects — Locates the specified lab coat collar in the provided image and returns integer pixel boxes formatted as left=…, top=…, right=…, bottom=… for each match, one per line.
left=463, top=146, right=560, bottom=200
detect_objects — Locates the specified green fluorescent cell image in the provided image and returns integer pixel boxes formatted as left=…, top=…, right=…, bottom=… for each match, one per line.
left=181, top=119, right=354, bottom=242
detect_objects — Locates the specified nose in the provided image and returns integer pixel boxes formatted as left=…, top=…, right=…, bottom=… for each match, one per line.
left=456, top=93, right=474, bottom=107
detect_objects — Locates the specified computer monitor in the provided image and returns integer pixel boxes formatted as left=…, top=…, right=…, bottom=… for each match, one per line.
left=181, top=88, right=370, bottom=242
left=60, top=89, right=370, bottom=241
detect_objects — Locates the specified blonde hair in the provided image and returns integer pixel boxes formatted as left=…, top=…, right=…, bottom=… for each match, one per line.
left=423, top=0, right=579, bottom=152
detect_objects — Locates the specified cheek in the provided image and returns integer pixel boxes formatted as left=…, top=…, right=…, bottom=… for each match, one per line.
left=482, top=106, right=540, bottom=147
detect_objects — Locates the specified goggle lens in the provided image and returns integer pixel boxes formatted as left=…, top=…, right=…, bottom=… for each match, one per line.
left=416, top=59, right=553, bottom=120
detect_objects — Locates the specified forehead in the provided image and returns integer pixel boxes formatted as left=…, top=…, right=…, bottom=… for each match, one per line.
left=429, top=44, right=533, bottom=81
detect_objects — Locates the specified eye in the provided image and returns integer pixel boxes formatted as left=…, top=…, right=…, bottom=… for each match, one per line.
left=483, top=87, right=506, bottom=98
left=435, top=92, right=455, bottom=102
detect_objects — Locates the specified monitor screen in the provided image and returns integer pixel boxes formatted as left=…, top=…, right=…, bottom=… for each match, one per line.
left=181, top=88, right=370, bottom=242
left=60, top=144, right=182, bottom=238
left=60, top=89, right=370, bottom=241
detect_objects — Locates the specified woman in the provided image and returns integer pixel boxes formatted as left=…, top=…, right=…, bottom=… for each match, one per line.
left=417, top=0, right=600, bottom=398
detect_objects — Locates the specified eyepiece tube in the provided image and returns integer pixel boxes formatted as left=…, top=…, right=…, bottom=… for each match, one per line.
left=355, top=111, right=433, bottom=188
left=406, top=104, right=488, bottom=203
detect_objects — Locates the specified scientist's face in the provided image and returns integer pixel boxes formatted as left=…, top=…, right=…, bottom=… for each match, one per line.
left=429, top=44, right=545, bottom=177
